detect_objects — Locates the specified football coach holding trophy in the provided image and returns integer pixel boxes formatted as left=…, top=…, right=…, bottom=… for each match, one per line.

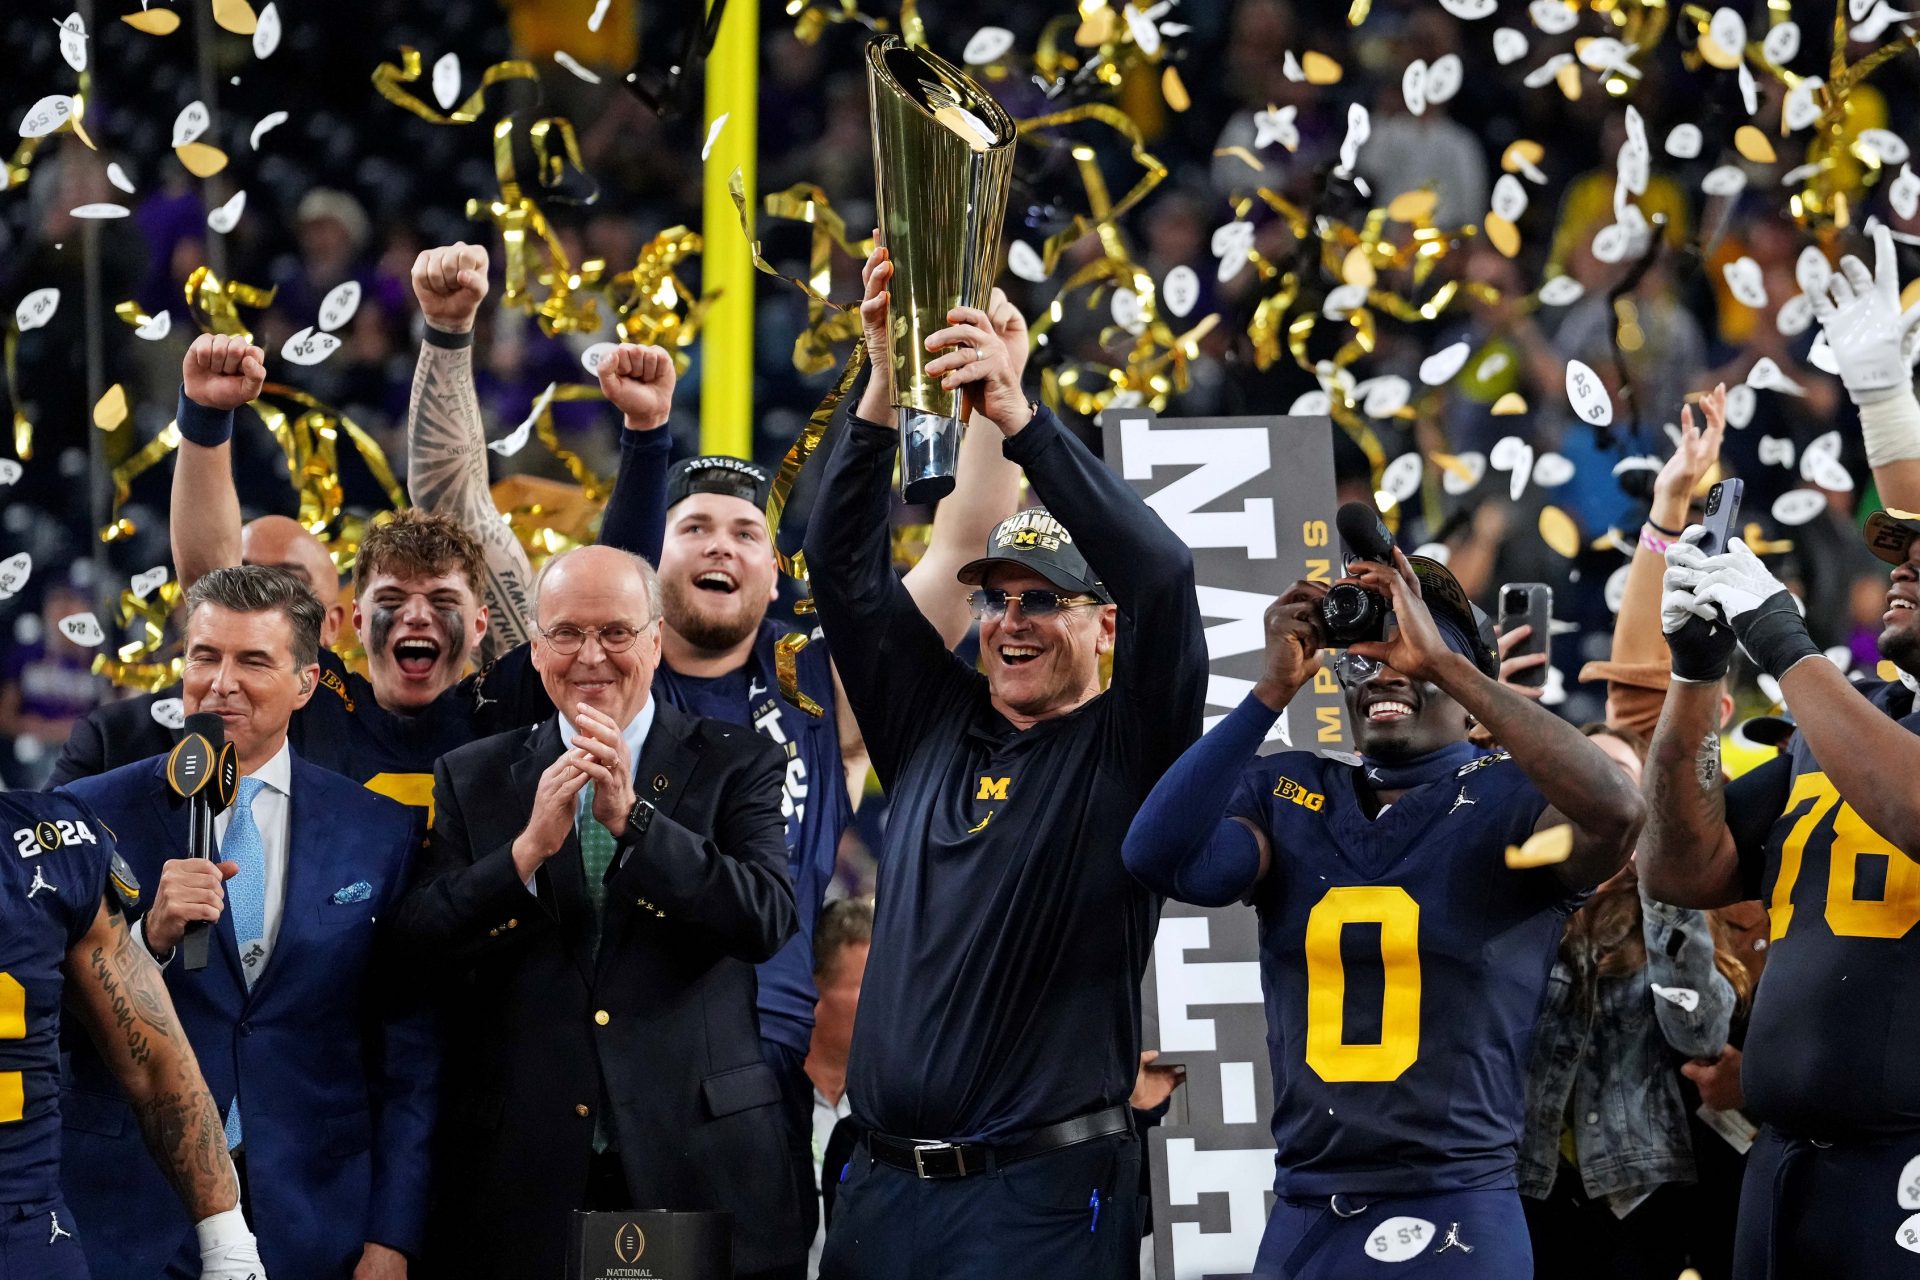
left=393, top=545, right=804, bottom=1279
left=803, top=45, right=1207, bottom=1271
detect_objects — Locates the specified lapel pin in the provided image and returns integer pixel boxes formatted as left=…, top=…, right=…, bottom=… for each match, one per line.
left=652, top=774, right=669, bottom=793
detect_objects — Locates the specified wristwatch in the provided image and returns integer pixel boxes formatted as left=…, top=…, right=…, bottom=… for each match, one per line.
left=622, top=797, right=657, bottom=841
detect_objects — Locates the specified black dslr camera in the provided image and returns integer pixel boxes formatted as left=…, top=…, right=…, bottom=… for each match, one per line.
left=1319, top=503, right=1394, bottom=645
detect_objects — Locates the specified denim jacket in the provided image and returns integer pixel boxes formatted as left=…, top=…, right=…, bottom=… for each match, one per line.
left=1518, top=881, right=1735, bottom=1206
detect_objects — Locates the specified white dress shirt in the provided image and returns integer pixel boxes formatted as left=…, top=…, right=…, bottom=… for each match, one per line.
left=523, top=697, right=658, bottom=895
left=142, top=739, right=293, bottom=968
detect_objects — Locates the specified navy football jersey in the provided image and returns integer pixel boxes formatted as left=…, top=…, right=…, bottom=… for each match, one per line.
left=1229, top=748, right=1569, bottom=1196
left=1729, top=679, right=1920, bottom=1138
left=654, top=621, right=852, bottom=1055
left=0, top=792, right=117, bottom=1208
left=289, top=643, right=552, bottom=818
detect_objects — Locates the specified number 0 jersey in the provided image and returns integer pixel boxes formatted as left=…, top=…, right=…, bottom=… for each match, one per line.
left=1726, top=679, right=1920, bottom=1139
left=0, top=792, right=119, bottom=1208
left=1228, top=747, right=1572, bottom=1197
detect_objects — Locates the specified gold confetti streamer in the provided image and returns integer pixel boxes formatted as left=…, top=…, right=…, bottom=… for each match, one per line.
left=1016, top=104, right=1169, bottom=276
left=1506, top=824, right=1574, bottom=869
left=774, top=631, right=826, bottom=717
left=92, top=384, right=128, bottom=431
left=371, top=47, right=540, bottom=126
left=183, top=266, right=277, bottom=341
left=729, top=172, right=872, bottom=374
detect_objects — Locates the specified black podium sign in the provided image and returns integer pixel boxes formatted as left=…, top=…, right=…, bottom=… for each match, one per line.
left=565, top=1210, right=732, bottom=1280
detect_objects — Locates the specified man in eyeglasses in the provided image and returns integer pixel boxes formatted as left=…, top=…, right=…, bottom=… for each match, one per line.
left=393, top=544, right=803, bottom=1279
left=802, top=245, right=1207, bottom=1278
left=1122, top=553, right=1644, bottom=1277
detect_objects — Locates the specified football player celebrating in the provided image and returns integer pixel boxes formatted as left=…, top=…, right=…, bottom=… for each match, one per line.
left=1122, top=550, right=1643, bottom=1278
left=1645, top=517, right=1920, bottom=1277
left=0, top=791, right=264, bottom=1278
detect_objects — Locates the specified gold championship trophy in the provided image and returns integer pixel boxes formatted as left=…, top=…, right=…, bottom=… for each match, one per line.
left=866, top=37, right=1018, bottom=503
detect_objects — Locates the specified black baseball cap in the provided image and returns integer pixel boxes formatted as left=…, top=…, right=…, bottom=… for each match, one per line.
left=1405, top=555, right=1499, bottom=680
left=667, top=455, right=773, bottom=510
left=956, top=508, right=1112, bottom=603
left=1864, top=508, right=1920, bottom=567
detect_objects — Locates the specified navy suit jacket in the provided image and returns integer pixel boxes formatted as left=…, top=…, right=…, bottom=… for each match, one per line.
left=58, top=748, right=436, bottom=1280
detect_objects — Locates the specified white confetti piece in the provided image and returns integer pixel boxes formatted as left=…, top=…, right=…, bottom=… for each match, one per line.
left=1784, top=79, right=1823, bottom=133
left=1709, top=9, right=1748, bottom=60
left=253, top=2, right=280, bottom=57
left=1442, top=451, right=1486, bottom=496
left=554, top=50, right=601, bottom=84
left=1008, top=240, right=1048, bottom=283
left=318, top=280, right=361, bottom=332
left=1419, top=342, right=1470, bottom=386
left=1853, top=3, right=1914, bottom=43
left=0, top=553, right=32, bottom=599
left=1758, top=436, right=1796, bottom=469
left=135, top=310, right=172, bottom=341
left=1806, top=452, right=1854, bottom=491
left=1738, top=59, right=1758, bottom=116
left=1426, top=55, right=1462, bottom=105
left=491, top=385, right=552, bottom=457
left=580, top=342, right=618, bottom=375
left=1810, top=333, right=1838, bottom=376
left=1859, top=129, right=1911, bottom=167
left=1724, top=382, right=1757, bottom=427
left=1776, top=293, right=1814, bottom=337
left=206, top=189, right=246, bottom=234
left=1212, top=221, right=1255, bottom=283
left=1851, top=0, right=1876, bottom=25
left=14, top=288, right=59, bottom=333
left=1650, top=984, right=1700, bottom=1012
left=1365, top=1217, right=1438, bottom=1263
left=1253, top=104, right=1297, bottom=151
left=131, top=565, right=169, bottom=599
left=1359, top=376, right=1410, bottom=418
left=0, top=460, right=20, bottom=487
left=1491, top=173, right=1528, bottom=224
left=1665, top=123, right=1702, bottom=159
left=70, top=203, right=129, bottom=219
left=1530, top=0, right=1577, bottom=34
left=1533, top=452, right=1575, bottom=487
left=1762, top=21, right=1800, bottom=64
left=280, top=326, right=341, bottom=365
left=1162, top=266, right=1199, bottom=319
left=1522, top=52, right=1573, bottom=89
left=106, top=162, right=135, bottom=194
left=1605, top=563, right=1631, bottom=613
left=19, top=96, right=76, bottom=139
left=1795, top=246, right=1832, bottom=297
left=1335, top=103, right=1369, bottom=178
left=56, top=13, right=87, bottom=73
left=1124, top=4, right=1161, bottom=55
left=962, top=26, right=1015, bottom=64
left=1898, top=1156, right=1920, bottom=1211
left=1439, top=0, right=1497, bottom=16
left=432, top=53, right=461, bottom=111
left=1402, top=59, right=1429, bottom=117
left=1323, top=283, right=1369, bottom=321
left=1701, top=165, right=1748, bottom=198
left=1492, top=435, right=1536, bottom=501
left=1382, top=452, right=1423, bottom=502
left=1747, top=356, right=1805, bottom=396
left=1110, top=287, right=1144, bottom=335
left=702, top=112, right=728, bottom=161
left=172, top=101, right=210, bottom=149
left=56, top=612, right=104, bottom=647
left=1493, top=27, right=1529, bottom=65
left=1771, top=489, right=1827, bottom=525
left=1723, top=256, right=1768, bottom=309
left=150, top=697, right=186, bottom=730
left=1893, top=165, right=1920, bottom=221
left=1289, top=390, right=1331, bottom=416
left=250, top=110, right=288, bottom=150
left=1538, top=275, right=1584, bottom=307
left=1566, top=360, right=1613, bottom=427
left=588, top=0, right=611, bottom=31
left=1413, top=541, right=1451, bottom=564
left=1476, top=350, right=1512, bottom=381
left=1896, top=1214, right=1920, bottom=1255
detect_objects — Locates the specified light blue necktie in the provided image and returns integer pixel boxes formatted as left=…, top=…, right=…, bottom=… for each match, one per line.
left=221, top=775, right=267, bottom=1150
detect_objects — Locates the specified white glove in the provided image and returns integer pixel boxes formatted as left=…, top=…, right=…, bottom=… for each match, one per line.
left=197, top=1207, right=266, bottom=1280
left=1660, top=528, right=1716, bottom=635
left=1810, top=224, right=1920, bottom=404
left=1692, top=538, right=1791, bottom=625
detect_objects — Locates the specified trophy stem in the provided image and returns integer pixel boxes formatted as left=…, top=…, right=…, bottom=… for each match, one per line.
left=898, top=409, right=963, bottom=504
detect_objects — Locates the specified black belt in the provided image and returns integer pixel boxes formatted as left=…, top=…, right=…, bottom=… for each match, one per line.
left=867, top=1103, right=1132, bottom=1180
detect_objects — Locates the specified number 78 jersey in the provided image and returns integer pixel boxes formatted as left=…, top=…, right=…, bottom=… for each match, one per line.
left=1728, top=688, right=1920, bottom=1138
left=1229, top=748, right=1573, bottom=1198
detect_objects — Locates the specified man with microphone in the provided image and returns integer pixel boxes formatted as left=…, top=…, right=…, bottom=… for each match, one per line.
left=57, top=566, right=433, bottom=1280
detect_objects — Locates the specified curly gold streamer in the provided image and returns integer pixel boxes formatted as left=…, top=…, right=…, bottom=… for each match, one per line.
left=183, top=266, right=277, bottom=342
left=371, top=47, right=540, bottom=125
left=1017, top=104, right=1169, bottom=276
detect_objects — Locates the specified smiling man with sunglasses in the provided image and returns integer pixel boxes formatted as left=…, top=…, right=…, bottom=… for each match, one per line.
left=802, top=245, right=1206, bottom=1279
left=1123, top=551, right=1643, bottom=1278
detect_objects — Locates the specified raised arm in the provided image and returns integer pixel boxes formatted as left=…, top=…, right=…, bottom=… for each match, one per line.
left=1812, top=225, right=1920, bottom=512
left=1615, top=385, right=1726, bottom=672
left=65, top=896, right=267, bottom=1275
left=170, top=334, right=264, bottom=590
left=1348, top=552, right=1644, bottom=891
left=592, top=344, right=677, bottom=564
left=405, top=243, right=536, bottom=660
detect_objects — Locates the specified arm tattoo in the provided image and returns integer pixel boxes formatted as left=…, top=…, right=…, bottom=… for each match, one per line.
left=1695, top=731, right=1721, bottom=794
left=406, top=343, right=535, bottom=658
left=78, top=908, right=235, bottom=1217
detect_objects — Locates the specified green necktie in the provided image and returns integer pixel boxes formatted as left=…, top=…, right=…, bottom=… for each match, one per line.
left=578, top=783, right=618, bottom=920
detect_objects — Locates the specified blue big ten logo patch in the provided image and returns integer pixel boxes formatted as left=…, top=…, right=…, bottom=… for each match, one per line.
left=1272, top=777, right=1325, bottom=811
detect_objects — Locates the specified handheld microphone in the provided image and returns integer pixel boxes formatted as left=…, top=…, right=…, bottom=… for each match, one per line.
left=165, top=712, right=237, bottom=971
left=1335, top=501, right=1395, bottom=565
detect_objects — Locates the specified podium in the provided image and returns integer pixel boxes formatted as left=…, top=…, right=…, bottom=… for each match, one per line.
left=565, top=1211, right=732, bottom=1280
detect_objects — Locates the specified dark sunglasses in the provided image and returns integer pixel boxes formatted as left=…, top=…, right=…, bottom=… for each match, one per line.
left=965, top=588, right=1102, bottom=620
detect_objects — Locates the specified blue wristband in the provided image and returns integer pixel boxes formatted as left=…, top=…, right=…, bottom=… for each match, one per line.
left=175, top=387, right=235, bottom=448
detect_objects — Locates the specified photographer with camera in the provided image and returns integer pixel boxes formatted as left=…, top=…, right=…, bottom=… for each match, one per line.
left=1122, top=512, right=1643, bottom=1277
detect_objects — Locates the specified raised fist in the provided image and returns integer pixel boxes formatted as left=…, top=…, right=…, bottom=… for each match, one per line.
left=411, top=242, right=490, bottom=335
left=182, top=334, right=266, bottom=413
left=596, top=343, right=677, bottom=431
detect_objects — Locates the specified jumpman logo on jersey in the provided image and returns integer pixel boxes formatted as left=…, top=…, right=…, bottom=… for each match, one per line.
left=749, top=677, right=767, bottom=699
left=27, top=864, right=56, bottom=898
left=1449, top=787, right=1478, bottom=815
left=48, top=1209, right=72, bottom=1243
left=1434, top=1222, right=1473, bottom=1255
left=1365, top=766, right=1383, bottom=784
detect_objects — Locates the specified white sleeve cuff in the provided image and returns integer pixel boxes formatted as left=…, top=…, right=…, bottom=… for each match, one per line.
left=1860, top=384, right=1920, bottom=467
left=195, top=1205, right=252, bottom=1253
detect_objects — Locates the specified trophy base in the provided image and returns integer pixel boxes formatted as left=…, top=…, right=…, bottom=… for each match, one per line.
left=899, top=408, right=962, bottom=505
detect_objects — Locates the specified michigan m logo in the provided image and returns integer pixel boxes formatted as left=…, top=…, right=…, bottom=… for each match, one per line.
left=976, top=776, right=1010, bottom=801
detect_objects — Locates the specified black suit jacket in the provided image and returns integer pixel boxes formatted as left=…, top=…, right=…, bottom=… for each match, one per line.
left=48, top=690, right=176, bottom=787
left=395, top=701, right=807, bottom=1277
